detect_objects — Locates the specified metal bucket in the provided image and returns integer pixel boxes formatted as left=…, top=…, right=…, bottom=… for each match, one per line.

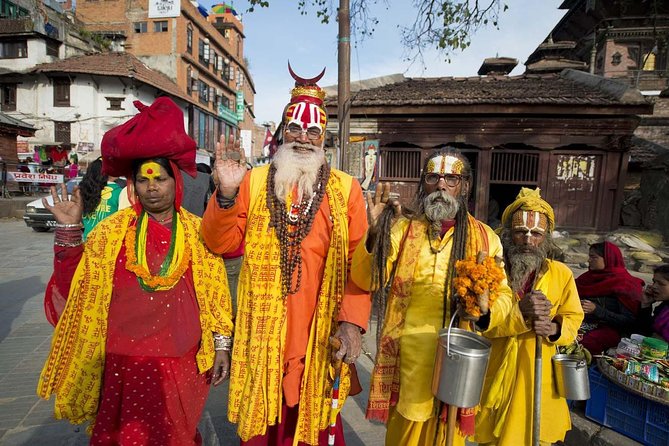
left=431, top=314, right=492, bottom=408
left=552, top=354, right=590, bottom=400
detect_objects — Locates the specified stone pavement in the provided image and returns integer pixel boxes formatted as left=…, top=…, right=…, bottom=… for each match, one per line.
left=0, top=217, right=651, bottom=446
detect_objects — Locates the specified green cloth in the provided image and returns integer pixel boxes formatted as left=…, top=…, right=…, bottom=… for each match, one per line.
left=83, top=182, right=123, bottom=240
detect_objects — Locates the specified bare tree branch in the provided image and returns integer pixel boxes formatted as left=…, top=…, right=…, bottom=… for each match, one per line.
left=245, top=0, right=507, bottom=64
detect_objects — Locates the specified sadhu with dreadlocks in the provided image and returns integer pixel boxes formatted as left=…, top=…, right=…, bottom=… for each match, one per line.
left=475, top=188, right=583, bottom=446
left=350, top=148, right=515, bottom=446
left=201, top=65, right=370, bottom=445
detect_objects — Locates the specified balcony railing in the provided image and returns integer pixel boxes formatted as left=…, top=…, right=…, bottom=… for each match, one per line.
left=0, top=17, right=34, bottom=34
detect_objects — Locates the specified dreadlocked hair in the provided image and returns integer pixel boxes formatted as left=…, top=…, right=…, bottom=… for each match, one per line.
left=80, top=158, right=108, bottom=216
left=443, top=196, right=470, bottom=326
left=369, top=202, right=402, bottom=344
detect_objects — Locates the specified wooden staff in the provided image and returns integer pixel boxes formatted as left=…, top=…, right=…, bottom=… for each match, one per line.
left=531, top=269, right=543, bottom=446
left=329, top=337, right=344, bottom=446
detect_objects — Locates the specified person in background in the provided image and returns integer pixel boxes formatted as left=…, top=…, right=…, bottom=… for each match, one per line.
left=180, top=162, right=213, bottom=217
left=639, top=264, right=669, bottom=342
left=575, top=241, right=644, bottom=355
left=79, top=158, right=126, bottom=240
left=38, top=97, right=233, bottom=445
left=67, top=156, right=79, bottom=179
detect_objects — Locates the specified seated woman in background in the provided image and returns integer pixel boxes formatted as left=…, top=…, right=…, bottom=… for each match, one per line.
left=638, top=264, right=669, bottom=342
left=575, top=241, right=644, bottom=355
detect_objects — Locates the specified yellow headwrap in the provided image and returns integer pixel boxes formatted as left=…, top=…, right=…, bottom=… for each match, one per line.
left=500, top=187, right=555, bottom=231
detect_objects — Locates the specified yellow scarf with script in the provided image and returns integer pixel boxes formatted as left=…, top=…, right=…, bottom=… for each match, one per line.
left=37, top=207, right=233, bottom=427
left=228, top=165, right=352, bottom=445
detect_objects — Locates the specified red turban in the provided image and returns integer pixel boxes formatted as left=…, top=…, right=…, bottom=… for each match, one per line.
left=101, top=97, right=197, bottom=178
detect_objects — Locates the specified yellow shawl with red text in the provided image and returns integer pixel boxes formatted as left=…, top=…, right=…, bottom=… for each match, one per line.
left=228, top=165, right=352, bottom=445
left=37, top=208, right=233, bottom=426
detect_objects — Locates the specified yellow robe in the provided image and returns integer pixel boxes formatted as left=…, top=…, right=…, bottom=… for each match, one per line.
left=352, top=216, right=514, bottom=445
left=475, top=260, right=584, bottom=446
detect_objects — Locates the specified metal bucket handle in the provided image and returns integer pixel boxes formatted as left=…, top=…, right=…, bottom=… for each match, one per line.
left=446, top=311, right=458, bottom=357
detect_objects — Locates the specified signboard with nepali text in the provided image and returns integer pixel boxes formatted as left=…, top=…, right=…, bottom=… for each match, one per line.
left=7, top=172, right=63, bottom=183
left=148, top=0, right=180, bottom=18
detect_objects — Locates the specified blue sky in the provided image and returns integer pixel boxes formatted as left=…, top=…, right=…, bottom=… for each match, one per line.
left=203, top=1, right=567, bottom=124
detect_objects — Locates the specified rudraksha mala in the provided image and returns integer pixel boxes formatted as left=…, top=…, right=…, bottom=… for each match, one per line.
left=266, top=162, right=330, bottom=296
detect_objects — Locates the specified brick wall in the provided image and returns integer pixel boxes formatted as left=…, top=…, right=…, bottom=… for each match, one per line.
left=0, top=133, right=19, bottom=163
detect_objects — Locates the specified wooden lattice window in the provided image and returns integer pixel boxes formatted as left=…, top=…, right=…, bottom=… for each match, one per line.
left=54, top=121, right=71, bottom=144
left=379, top=148, right=422, bottom=180
left=53, top=77, right=70, bottom=107
left=490, top=151, right=539, bottom=184
left=1, top=83, right=16, bottom=111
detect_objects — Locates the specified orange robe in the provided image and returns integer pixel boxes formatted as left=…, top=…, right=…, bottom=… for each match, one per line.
left=201, top=169, right=370, bottom=407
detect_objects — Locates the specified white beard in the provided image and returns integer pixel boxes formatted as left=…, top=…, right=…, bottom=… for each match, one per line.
left=272, top=141, right=326, bottom=202
left=424, top=190, right=459, bottom=223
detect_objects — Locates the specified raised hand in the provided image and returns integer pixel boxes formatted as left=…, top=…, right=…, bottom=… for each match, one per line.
left=214, top=133, right=247, bottom=198
left=42, top=184, right=82, bottom=225
left=365, top=182, right=401, bottom=228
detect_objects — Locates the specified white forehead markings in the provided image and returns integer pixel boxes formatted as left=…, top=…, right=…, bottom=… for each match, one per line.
left=516, top=211, right=545, bottom=236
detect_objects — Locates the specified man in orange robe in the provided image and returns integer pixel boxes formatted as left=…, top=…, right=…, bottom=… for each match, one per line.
left=201, top=66, right=370, bottom=445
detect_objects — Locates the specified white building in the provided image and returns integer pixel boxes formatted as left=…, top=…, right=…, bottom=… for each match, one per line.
left=0, top=0, right=195, bottom=163
left=2, top=51, right=195, bottom=161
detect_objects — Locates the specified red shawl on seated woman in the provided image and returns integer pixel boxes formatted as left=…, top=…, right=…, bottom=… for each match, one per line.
left=575, top=241, right=644, bottom=315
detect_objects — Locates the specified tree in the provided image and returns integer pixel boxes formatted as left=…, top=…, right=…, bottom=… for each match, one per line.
left=246, top=1, right=508, bottom=62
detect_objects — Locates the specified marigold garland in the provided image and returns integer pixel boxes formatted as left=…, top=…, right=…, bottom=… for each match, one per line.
left=453, top=254, right=505, bottom=318
left=124, top=215, right=192, bottom=291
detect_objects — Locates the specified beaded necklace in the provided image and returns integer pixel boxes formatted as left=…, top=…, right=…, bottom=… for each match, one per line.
left=428, top=228, right=448, bottom=254
left=267, top=163, right=330, bottom=296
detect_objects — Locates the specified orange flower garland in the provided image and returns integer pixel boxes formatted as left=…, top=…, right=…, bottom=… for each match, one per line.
left=124, top=222, right=192, bottom=290
left=453, top=253, right=505, bottom=318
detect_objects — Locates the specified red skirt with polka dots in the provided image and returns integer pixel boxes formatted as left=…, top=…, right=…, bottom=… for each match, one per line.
left=90, top=345, right=209, bottom=446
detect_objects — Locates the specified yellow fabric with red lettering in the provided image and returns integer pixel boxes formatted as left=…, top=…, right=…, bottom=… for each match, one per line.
left=227, top=165, right=354, bottom=445
left=37, top=208, right=233, bottom=426
left=475, top=260, right=583, bottom=445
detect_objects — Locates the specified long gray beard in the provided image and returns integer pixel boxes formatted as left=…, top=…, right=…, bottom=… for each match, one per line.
left=424, top=191, right=459, bottom=235
left=272, top=141, right=325, bottom=202
left=502, top=236, right=548, bottom=295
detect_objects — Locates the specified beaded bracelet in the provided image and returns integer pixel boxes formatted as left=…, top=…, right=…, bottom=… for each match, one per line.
left=54, top=227, right=83, bottom=247
left=216, top=189, right=238, bottom=209
left=213, top=333, right=233, bottom=351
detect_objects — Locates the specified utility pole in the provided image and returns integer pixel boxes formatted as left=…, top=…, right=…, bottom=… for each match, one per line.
left=337, top=0, right=350, bottom=172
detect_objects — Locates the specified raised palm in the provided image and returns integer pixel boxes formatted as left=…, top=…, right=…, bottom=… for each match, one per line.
left=214, top=134, right=247, bottom=198
left=366, top=182, right=401, bottom=227
left=42, top=184, right=83, bottom=225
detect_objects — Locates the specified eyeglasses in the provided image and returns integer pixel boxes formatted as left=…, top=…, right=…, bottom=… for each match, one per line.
left=424, top=173, right=463, bottom=186
left=285, top=124, right=323, bottom=141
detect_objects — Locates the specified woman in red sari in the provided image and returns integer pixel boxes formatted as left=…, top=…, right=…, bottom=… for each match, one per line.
left=38, top=98, right=233, bottom=446
left=576, top=241, right=644, bottom=355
